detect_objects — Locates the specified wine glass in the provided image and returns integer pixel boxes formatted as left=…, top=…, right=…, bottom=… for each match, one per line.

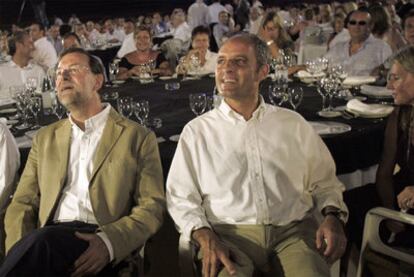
left=189, top=54, right=201, bottom=79
left=25, top=77, right=38, bottom=95
left=117, top=97, right=133, bottom=118
left=51, top=100, right=66, bottom=120
left=29, top=97, right=42, bottom=129
left=108, top=61, right=119, bottom=84
left=288, top=87, right=304, bottom=110
left=189, top=93, right=207, bottom=116
left=134, top=100, right=150, bottom=126
left=268, top=83, right=288, bottom=106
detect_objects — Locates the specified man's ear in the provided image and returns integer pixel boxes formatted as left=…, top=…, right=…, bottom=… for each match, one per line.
left=93, top=74, right=104, bottom=91
left=258, top=63, right=270, bottom=81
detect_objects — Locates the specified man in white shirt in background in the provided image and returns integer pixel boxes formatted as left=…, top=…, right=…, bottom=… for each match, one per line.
left=0, top=31, right=45, bottom=99
left=187, top=0, right=209, bottom=29
left=29, top=22, right=58, bottom=71
left=325, top=9, right=392, bottom=76
left=116, top=19, right=137, bottom=58
left=103, top=19, right=125, bottom=43
left=47, top=24, right=63, bottom=55
left=0, top=120, right=20, bottom=261
left=167, top=33, right=348, bottom=277
left=207, top=0, right=227, bottom=25
left=247, top=6, right=263, bottom=35
left=171, top=11, right=191, bottom=45
left=0, top=48, right=165, bottom=276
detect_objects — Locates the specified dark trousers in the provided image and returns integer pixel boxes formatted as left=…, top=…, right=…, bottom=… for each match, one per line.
left=0, top=221, right=127, bottom=277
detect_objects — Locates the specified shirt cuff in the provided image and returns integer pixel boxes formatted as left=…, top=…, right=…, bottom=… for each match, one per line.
left=97, top=231, right=114, bottom=262
left=182, top=218, right=211, bottom=242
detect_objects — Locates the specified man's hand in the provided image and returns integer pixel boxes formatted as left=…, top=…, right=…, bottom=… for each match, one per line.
left=192, top=228, right=236, bottom=277
left=397, top=186, right=414, bottom=211
left=315, top=216, right=347, bottom=264
left=71, top=232, right=110, bottom=277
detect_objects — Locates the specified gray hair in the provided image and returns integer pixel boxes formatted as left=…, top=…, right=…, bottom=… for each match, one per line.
left=224, top=33, right=270, bottom=70
left=391, top=45, right=414, bottom=73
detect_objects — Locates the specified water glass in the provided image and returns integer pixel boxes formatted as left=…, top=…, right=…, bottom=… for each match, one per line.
left=29, top=97, right=42, bottom=128
left=108, top=61, right=119, bottom=83
left=117, top=97, right=133, bottom=118
left=288, top=87, right=304, bottom=110
left=268, top=83, right=288, bottom=106
left=189, top=93, right=207, bottom=116
left=25, top=77, right=38, bottom=95
left=134, top=100, right=150, bottom=125
left=51, top=100, right=66, bottom=120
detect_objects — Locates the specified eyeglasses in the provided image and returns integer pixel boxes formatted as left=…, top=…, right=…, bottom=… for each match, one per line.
left=348, top=20, right=367, bottom=26
left=55, top=64, right=90, bottom=79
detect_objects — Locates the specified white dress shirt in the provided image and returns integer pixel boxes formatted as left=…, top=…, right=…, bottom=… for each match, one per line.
left=0, top=121, right=20, bottom=212
left=0, top=60, right=45, bottom=99
left=328, top=29, right=350, bottom=50
left=116, top=33, right=136, bottom=58
left=187, top=0, right=209, bottom=29
left=167, top=98, right=348, bottom=241
left=53, top=104, right=114, bottom=260
left=32, top=37, right=58, bottom=71
left=172, top=22, right=191, bottom=44
left=325, top=34, right=392, bottom=76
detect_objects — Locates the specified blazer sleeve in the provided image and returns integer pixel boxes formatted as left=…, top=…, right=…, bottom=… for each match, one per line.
left=100, top=131, right=166, bottom=263
left=4, top=133, right=40, bottom=252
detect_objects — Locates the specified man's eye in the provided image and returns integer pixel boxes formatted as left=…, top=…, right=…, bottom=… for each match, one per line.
left=235, top=59, right=247, bottom=66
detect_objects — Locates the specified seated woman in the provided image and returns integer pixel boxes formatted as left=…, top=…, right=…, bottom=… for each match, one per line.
left=117, top=26, right=172, bottom=79
left=344, top=46, right=414, bottom=261
left=258, top=11, right=304, bottom=76
left=176, top=25, right=218, bottom=76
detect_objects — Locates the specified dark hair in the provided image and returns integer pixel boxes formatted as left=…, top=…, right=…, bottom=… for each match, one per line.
left=191, top=25, right=211, bottom=40
left=58, top=48, right=104, bottom=76
left=8, top=30, right=29, bottom=56
left=402, top=9, right=414, bottom=30
left=134, top=25, right=153, bottom=39
left=31, top=21, right=46, bottom=32
left=368, top=4, right=390, bottom=37
left=224, top=33, right=270, bottom=70
left=59, top=24, right=72, bottom=37
left=63, top=32, right=81, bottom=45
left=346, top=8, right=371, bottom=28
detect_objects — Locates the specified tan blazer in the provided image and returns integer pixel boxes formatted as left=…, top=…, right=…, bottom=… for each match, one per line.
left=4, top=108, right=165, bottom=264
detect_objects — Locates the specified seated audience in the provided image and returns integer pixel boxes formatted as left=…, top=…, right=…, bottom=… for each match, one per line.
left=344, top=45, right=414, bottom=276
left=103, top=19, right=125, bottom=43
left=177, top=25, right=218, bottom=76
left=325, top=9, right=392, bottom=76
left=117, top=26, right=172, bottom=79
left=328, top=12, right=350, bottom=49
left=167, top=33, right=348, bottom=277
left=0, top=48, right=165, bottom=276
left=0, top=120, right=20, bottom=261
left=29, top=22, right=58, bottom=71
left=0, top=31, right=45, bottom=98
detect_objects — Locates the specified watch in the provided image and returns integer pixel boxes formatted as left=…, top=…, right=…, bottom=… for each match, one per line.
left=322, top=206, right=346, bottom=225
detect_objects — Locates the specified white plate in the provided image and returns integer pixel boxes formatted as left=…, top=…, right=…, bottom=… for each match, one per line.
left=159, top=76, right=174, bottom=80
left=346, top=107, right=392, bottom=118
left=317, top=111, right=342, bottom=118
left=112, top=80, right=125, bottom=85
left=360, top=85, right=393, bottom=98
left=343, top=76, right=376, bottom=86
left=0, top=108, right=17, bottom=114
left=169, top=134, right=180, bottom=142
left=208, top=74, right=215, bottom=78
left=309, top=121, right=351, bottom=135
left=7, top=119, right=19, bottom=125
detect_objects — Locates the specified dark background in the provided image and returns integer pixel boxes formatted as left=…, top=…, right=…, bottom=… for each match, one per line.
left=0, top=0, right=330, bottom=28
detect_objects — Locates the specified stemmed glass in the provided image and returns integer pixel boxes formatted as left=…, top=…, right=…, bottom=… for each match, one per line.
left=25, top=77, right=38, bottom=95
left=189, top=54, right=201, bottom=79
left=268, top=82, right=288, bottom=106
left=51, top=99, right=66, bottom=120
left=29, top=97, right=42, bottom=129
left=108, top=61, right=119, bottom=85
left=288, top=87, right=304, bottom=110
left=189, top=93, right=207, bottom=116
left=134, top=100, right=150, bottom=126
left=117, top=97, right=133, bottom=118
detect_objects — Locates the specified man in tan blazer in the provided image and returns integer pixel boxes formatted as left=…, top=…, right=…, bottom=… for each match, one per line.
left=0, top=48, right=165, bottom=276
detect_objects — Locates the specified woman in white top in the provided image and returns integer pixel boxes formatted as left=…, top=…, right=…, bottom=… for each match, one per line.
left=177, top=25, right=218, bottom=76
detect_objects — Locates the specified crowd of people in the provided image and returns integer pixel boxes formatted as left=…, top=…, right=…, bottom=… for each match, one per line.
left=0, top=0, right=413, bottom=276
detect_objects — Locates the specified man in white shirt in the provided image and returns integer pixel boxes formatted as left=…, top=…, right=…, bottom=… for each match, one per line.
left=47, top=24, right=63, bottom=55
left=29, top=22, right=58, bottom=71
left=171, top=11, right=191, bottom=45
left=0, top=31, right=45, bottom=99
left=0, top=48, right=165, bottom=276
left=167, top=34, right=348, bottom=277
left=325, top=9, right=392, bottom=76
left=187, top=0, right=209, bottom=29
left=103, top=19, right=125, bottom=43
left=0, top=120, right=20, bottom=260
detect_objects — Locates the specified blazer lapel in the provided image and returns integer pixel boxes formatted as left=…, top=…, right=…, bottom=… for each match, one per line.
left=90, top=109, right=123, bottom=183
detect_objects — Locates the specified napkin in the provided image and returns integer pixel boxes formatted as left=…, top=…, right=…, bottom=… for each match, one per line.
left=343, top=76, right=376, bottom=86
left=346, top=99, right=393, bottom=116
left=296, top=70, right=325, bottom=78
left=309, top=122, right=334, bottom=135
left=360, top=85, right=393, bottom=98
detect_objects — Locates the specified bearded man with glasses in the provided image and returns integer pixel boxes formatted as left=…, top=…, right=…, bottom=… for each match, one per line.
left=0, top=48, right=165, bottom=276
left=325, top=9, right=392, bottom=76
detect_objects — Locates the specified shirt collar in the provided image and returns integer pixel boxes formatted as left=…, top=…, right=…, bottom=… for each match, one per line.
left=69, top=103, right=111, bottom=133
left=8, top=59, right=34, bottom=70
left=218, top=95, right=267, bottom=124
